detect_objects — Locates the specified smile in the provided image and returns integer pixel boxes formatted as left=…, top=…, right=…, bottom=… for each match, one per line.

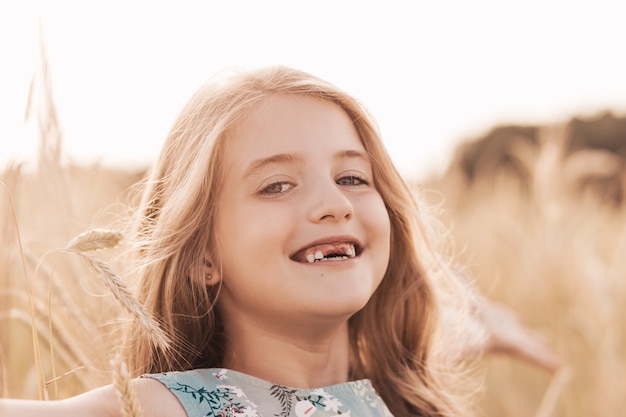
left=291, top=241, right=361, bottom=264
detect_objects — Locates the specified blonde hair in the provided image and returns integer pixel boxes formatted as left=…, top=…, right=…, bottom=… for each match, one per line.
left=124, top=66, right=473, bottom=417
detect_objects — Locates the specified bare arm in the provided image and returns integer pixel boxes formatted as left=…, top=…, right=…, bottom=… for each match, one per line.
left=0, top=385, right=117, bottom=417
left=0, top=378, right=185, bottom=417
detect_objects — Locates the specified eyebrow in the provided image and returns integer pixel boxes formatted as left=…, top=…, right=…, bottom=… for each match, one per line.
left=243, top=153, right=300, bottom=179
left=336, top=149, right=370, bottom=162
left=243, top=149, right=371, bottom=179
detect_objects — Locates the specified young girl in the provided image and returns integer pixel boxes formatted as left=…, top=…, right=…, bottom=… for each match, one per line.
left=1, top=66, right=479, bottom=416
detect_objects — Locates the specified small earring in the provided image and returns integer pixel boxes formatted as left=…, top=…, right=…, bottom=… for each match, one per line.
left=203, top=258, right=220, bottom=285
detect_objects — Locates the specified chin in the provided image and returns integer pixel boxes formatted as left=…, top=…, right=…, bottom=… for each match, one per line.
left=312, top=296, right=373, bottom=319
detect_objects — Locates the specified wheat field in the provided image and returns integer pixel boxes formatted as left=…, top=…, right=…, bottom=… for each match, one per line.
left=2, top=125, right=625, bottom=417
left=1, top=46, right=625, bottom=416
left=423, top=124, right=626, bottom=416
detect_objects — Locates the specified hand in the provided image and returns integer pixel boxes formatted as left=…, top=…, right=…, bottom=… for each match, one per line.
left=469, top=296, right=562, bottom=371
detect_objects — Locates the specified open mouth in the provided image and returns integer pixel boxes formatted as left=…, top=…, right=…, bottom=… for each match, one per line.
left=290, top=241, right=362, bottom=264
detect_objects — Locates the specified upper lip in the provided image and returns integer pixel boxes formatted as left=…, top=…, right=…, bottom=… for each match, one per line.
left=290, top=235, right=363, bottom=263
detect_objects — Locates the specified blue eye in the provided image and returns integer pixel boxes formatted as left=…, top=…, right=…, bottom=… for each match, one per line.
left=336, top=174, right=368, bottom=186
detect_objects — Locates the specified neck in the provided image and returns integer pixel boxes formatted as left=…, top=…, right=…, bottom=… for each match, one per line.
left=222, top=317, right=351, bottom=388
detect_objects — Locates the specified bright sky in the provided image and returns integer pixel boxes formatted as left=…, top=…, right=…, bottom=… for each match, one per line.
left=1, top=1, right=626, bottom=179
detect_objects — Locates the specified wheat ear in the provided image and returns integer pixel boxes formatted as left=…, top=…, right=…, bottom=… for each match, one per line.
left=112, top=353, right=144, bottom=417
left=66, top=228, right=123, bottom=252
left=65, top=230, right=170, bottom=352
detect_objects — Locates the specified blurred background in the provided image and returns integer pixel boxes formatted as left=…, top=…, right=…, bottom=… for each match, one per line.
left=3, top=0, right=626, bottom=179
left=1, top=1, right=625, bottom=416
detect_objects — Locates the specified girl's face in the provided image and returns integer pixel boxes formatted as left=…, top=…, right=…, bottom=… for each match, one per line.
left=214, top=95, right=390, bottom=328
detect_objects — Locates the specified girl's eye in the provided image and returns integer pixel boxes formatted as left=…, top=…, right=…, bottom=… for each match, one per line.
left=336, top=173, right=369, bottom=186
left=260, top=181, right=293, bottom=195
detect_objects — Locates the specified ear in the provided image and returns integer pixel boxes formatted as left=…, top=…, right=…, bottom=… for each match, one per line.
left=203, top=258, right=221, bottom=286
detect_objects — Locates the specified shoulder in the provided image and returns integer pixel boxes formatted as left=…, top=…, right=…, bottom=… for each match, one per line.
left=133, top=377, right=187, bottom=417
left=142, top=369, right=276, bottom=416
left=65, top=378, right=186, bottom=417
left=141, top=368, right=234, bottom=415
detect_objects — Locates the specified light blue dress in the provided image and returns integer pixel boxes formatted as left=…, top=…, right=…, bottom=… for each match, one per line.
left=145, top=368, right=394, bottom=417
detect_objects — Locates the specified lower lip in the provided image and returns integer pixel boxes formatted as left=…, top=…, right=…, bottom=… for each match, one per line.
left=297, top=255, right=360, bottom=266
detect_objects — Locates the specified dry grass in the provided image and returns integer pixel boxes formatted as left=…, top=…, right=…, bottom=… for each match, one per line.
left=0, top=161, right=146, bottom=398
left=67, top=249, right=170, bottom=354
left=425, top=126, right=626, bottom=416
left=1, top=35, right=624, bottom=416
left=3, top=133, right=624, bottom=416
left=0, top=34, right=150, bottom=411
left=111, top=353, right=144, bottom=417
left=66, top=229, right=124, bottom=253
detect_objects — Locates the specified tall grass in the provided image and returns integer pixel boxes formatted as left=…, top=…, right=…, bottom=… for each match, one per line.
left=426, top=125, right=626, bottom=416
left=1, top=36, right=624, bottom=416
left=0, top=159, right=150, bottom=397
left=3, top=130, right=624, bottom=416
left=0, top=34, right=146, bottom=400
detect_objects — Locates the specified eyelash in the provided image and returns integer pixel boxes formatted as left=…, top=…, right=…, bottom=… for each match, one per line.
left=336, top=173, right=369, bottom=187
left=258, top=172, right=369, bottom=196
left=259, top=181, right=294, bottom=196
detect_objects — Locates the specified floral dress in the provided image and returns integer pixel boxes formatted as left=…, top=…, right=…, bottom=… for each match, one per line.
left=145, top=368, right=394, bottom=417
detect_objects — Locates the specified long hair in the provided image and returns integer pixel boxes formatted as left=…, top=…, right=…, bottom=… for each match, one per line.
left=123, top=66, right=473, bottom=416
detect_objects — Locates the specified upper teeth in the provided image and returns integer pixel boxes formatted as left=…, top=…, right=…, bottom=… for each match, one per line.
left=304, top=245, right=356, bottom=263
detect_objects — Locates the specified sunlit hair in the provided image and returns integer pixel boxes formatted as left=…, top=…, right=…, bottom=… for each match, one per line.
left=124, top=66, right=474, bottom=417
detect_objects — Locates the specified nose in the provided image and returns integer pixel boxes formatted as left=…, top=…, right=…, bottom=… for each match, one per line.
left=307, top=180, right=354, bottom=223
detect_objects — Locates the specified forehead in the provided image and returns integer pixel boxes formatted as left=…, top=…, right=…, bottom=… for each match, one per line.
left=226, top=94, right=365, bottom=162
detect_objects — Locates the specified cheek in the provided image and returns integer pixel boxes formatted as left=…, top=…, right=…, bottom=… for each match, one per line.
left=361, top=194, right=392, bottom=257
left=216, top=206, right=285, bottom=273
left=371, top=196, right=391, bottom=238
left=375, top=202, right=392, bottom=284
left=379, top=208, right=392, bottom=265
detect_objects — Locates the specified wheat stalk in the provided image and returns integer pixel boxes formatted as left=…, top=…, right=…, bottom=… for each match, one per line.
left=0, top=181, right=45, bottom=399
left=2, top=290, right=95, bottom=369
left=80, top=254, right=169, bottom=352
left=45, top=366, right=86, bottom=386
left=22, top=248, right=96, bottom=337
left=0, top=309, right=90, bottom=380
left=0, top=341, right=6, bottom=397
left=64, top=230, right=170, bottom=352
left=111, top=353, right=144, bottom=417
left=534, top=367, right=572, bottom=417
